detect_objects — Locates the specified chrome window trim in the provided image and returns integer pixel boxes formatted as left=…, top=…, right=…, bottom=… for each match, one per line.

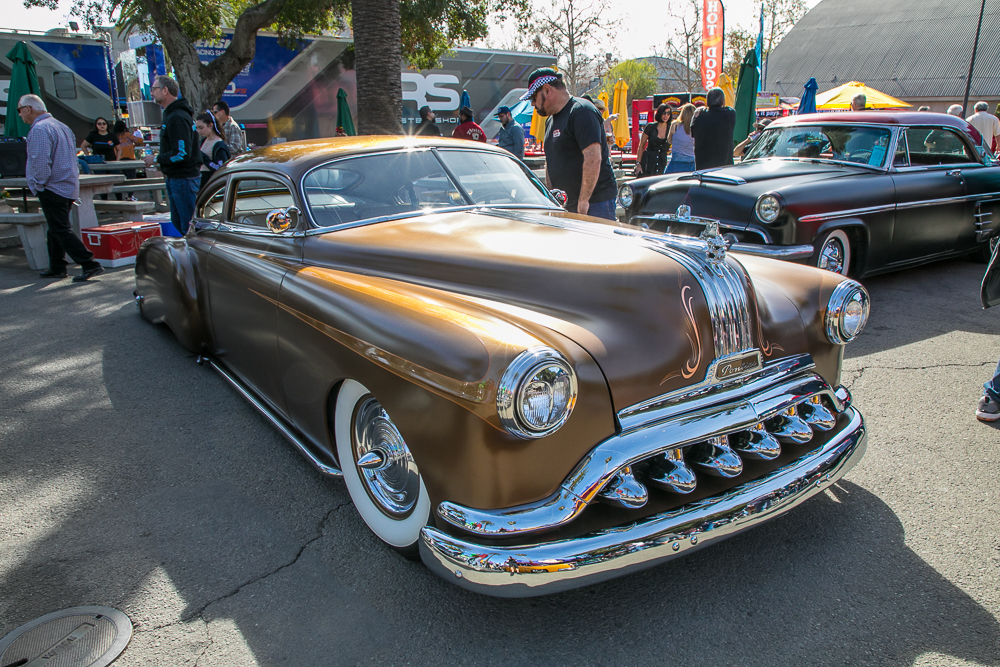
left=299, top=147, right=562, bottom=230
left=436, top=369, right=850, bottom=538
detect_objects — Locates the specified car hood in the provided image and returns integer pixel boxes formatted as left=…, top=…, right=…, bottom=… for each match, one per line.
left=639, top=160, right=870, bottom=230
left=300, top=209, right=809, bottom=412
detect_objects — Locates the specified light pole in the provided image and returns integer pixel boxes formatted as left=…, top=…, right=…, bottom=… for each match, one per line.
left=962, top=0, right=986, bottom=117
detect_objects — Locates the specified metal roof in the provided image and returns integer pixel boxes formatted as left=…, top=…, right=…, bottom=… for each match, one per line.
left=765, top=0, right=1000, bottom=101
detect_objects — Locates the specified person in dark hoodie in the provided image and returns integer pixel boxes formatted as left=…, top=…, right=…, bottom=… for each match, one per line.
left=144, top=75, right=200, bottom=234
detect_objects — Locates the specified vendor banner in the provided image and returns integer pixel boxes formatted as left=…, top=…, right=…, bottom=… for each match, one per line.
left=701, top=0, right=725, bottom=91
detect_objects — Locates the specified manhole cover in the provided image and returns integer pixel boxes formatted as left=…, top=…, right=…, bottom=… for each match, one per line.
left=0, top=606, right=131, bottom=667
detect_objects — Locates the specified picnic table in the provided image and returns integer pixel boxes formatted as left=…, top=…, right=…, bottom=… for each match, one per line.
left=0, top=174, right=125, bottom=235
left=87, top=160, right=147, bottom=173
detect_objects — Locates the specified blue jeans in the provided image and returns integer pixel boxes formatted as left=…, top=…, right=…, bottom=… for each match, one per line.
left=165, top=175, right=200, bottom=235
left=665, top=158, right=696, bottom=174
left=985, top=359, right=1000, bottom=401
left=585, top=198, right=617, bottom=221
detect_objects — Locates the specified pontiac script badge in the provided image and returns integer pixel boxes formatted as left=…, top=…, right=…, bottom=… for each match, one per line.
left=714, top=350, right=763, bottom=381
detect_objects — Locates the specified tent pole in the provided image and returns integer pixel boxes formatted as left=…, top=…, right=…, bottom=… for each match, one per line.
left=962, top=0, right=986, bottom=117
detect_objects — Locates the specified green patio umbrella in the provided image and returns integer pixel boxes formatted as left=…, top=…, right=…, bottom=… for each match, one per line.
left=4, top=41, right=40, bottom=138
left=733, top=49, right=760, bottom=145
left=336, top=88, right=356, bottom=136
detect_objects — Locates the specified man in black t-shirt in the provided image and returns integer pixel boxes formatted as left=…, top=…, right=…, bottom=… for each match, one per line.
left=522, top=68, right=617, bottom=219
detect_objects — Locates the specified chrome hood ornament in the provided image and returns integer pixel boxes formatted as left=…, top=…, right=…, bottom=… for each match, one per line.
left=699, top=219, right=728, bottom=264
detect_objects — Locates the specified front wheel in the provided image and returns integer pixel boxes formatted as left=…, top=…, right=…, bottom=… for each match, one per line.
left=815, top=229, right=852, bottom=276
left=335, top=380, right=430, bottom=557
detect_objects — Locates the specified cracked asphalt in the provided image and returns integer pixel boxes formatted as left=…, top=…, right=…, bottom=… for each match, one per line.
left=1, top=245, right=999, bottom=666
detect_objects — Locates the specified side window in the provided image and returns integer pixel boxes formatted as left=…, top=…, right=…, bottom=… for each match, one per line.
left=893, top=132, right=909, bottom=167
left=198, top=184, right=226, bottom=221
left=230, top=178, right=295, bottom=228
left=907, top=127, right=979, bottom=165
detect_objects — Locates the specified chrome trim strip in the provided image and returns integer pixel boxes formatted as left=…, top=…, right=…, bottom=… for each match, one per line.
left=436, top=370, right=848, bottom=537
left=421, top=406, right=866, bottom=598
left=617, top=354, right=814, bottom=433
left=677, top=170, right=748, bottom=185
left=730, top=242, right=816, bottom=260
left=204, top=358, right=343, bottom=478
left=895, top=196, right=968, bottom=210
left=798, top=204, right=896, bottom=224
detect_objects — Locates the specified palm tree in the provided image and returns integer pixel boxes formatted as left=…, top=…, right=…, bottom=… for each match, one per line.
left=353, top=0, right=403, bottom=135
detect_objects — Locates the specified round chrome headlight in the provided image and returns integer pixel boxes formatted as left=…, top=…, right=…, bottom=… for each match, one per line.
left=618, top=183, right=634, bottom=208
left=755, top=194, right=781, bottom=222
left=497, top=348, right=578, bottom=439
left=825, top=280, right=870, bottom=344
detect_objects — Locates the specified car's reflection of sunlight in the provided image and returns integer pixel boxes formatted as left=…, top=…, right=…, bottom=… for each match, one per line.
left=476, top=229, right=647, bottom=266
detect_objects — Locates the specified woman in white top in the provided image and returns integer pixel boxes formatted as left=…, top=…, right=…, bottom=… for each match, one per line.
left=665, top=103, right=696, bottom=174
left=195, top=111, right=232, bottom=191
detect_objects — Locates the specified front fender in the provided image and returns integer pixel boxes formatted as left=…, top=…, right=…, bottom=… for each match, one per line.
left=135, top=237, right=211, bottom=353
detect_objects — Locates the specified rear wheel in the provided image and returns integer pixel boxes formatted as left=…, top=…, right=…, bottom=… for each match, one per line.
left=815, top=229, right=852, bottom=276
left=335, top=380, right=430, bottom=558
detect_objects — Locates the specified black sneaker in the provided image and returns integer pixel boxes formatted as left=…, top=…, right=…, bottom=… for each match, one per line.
left=39, top=269, right=68, bottom=278
left=73, top=265, right=105, bottom=282
left=976, top=395, right=1000, bottom=422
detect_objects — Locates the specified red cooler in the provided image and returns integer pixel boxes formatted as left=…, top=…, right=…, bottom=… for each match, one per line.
left=82, top=221, right=162, bottom=267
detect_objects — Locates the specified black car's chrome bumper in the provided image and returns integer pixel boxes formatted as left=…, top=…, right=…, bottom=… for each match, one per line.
left=419, top=406, right=865, bottom=597
left=730, top=242, right=816, bottom=261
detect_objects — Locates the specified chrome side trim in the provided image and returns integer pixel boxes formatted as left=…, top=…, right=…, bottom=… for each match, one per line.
left=617, top=354, right=814, bottom=433
left=975, top=200, right=997, bottom=242
left=421, top=406, right=866, bottom=598
left=436, top=370, right=847, bottom=537
left=730, top=242, right=816, bottom=260
left=895, top=196, right=969, bottom=210
left=798, top=204, right=896, bottom=224
left=204, top=358, right=343, bottom=478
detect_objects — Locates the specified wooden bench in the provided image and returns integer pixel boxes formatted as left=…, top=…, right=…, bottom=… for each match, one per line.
left=0, top=212, right=47, bottom=270
left=93, top=199, right=156, bottom=222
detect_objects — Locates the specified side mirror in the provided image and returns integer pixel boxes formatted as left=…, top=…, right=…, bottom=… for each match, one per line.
left=266, top=206, right=300, bottom=233
left=550, top=189, right=567, bottom=206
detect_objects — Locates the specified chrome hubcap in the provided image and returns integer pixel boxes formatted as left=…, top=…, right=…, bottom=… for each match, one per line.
left=352, top=396, right=420, bottom=517
left=819, top=238, right=845, bottom=274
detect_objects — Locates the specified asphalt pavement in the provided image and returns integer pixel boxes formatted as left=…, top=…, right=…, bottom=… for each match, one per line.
left=1, top=245, right=998, bottom=666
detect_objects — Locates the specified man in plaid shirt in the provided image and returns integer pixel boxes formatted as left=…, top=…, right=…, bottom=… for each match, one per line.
left=212, top=101, right=247, bottom=155
left=18, top=94, right=104, bottom=282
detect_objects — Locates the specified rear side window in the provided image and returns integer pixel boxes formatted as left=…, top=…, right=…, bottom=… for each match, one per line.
left=231, top=178, right=295, bottom=227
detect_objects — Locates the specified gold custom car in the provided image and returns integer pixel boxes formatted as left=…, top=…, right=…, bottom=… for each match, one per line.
left=134, top=137, right=870, bottom=597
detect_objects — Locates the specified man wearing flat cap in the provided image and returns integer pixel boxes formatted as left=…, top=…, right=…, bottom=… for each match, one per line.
left=523, top=67, right=617, bottom=219
left=495, top=106, right=525, bottom=159
left=452, top=106, right=486, bottom=142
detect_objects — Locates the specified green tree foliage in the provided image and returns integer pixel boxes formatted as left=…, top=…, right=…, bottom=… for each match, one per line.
left=598, top=60, right=657, bottom=106
left=723, top=26, right=755, bottom=86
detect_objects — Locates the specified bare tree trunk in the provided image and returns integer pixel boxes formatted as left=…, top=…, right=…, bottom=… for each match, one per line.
left=353, top=0, right=403, bottom=135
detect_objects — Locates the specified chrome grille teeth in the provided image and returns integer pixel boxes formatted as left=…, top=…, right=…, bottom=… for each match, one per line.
left=730, top=423, right=782, bottom=460
left=597, top=466, right=649, bottom=508
left=765, top=406, right=813, bottom=444
left=689, top=436, right=744, bottom=478
left=646, top=448, right=698, bottom=494
left=800, top=395, right=836, bottom=431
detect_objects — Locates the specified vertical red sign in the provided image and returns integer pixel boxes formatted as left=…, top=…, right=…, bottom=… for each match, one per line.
left=701, top=0, right=725, bottom=90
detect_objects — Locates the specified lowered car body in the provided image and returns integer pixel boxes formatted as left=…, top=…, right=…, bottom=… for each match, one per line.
left=618, top=112, right=1000, bottom=277
left=134, top=137, right=869, bottom=596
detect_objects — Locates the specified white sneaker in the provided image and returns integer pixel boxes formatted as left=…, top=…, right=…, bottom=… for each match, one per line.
left=976, top=395, right=1000, bottom=421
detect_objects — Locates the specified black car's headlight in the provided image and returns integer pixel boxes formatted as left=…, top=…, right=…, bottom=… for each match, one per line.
left=497, top=348, right=578, bottom=439
left=618, top=183, right=634, bottom=208
left=825, top=281, right=870, bottom=344
left=755, top=194, right=781, bottom=222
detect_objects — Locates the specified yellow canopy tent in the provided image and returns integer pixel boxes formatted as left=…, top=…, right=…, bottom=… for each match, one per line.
left=611, top=79, right=630, bottom=148
left=597, top=91, right=610, bottom=119
left=529, top=107, right=547, bottom=145
left=816, top=82, right=911, bottom=110
left=717, top=73, right=736, bottom=108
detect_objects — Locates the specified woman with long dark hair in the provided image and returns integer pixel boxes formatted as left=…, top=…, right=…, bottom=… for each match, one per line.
left=634, top=104, right=670, bottom=177
left=195, top=111, right=232, bottom=191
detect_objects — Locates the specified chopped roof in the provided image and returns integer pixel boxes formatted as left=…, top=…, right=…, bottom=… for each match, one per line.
left=765, top=0, right=1000, bottom=101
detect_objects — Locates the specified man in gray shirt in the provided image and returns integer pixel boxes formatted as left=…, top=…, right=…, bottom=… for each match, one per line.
left=18, top=94, right=103, bottom=281
left=495, top=106, right=525, bottom=160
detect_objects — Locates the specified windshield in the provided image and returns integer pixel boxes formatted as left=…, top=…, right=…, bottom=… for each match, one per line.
left=303, top=149, right=557, bottom=227
left=744, top=124, right=893, bottom=168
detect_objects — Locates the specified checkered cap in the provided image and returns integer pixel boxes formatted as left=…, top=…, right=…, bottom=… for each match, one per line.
left=520, top=68, right=561, bottom=101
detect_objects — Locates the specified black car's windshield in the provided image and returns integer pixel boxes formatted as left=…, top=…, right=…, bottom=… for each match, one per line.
left=303, top=149, right=557, bottom=227
left=744, top=124, right=893, bottom=168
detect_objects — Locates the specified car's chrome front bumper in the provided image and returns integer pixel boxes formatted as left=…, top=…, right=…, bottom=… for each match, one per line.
left=419, top=406, right=865, bottom=597
left=730, top=242, right=816, bottom=261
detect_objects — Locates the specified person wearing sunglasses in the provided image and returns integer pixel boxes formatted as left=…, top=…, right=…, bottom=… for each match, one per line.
left=144, top=75, right=200, bottom=234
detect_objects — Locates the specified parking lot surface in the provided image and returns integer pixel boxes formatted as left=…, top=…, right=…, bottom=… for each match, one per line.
left=1, top=246, right=998, bottom=666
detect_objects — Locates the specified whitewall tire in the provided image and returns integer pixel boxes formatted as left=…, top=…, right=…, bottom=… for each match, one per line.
left=815, top=229, right=852, bottom=276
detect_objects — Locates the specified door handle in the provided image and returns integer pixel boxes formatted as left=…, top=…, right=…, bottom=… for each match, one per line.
left=947, top=169, right=963, bottom=177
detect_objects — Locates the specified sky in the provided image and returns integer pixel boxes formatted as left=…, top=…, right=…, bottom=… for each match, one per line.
left=2, top=0, right=823, bottom=61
